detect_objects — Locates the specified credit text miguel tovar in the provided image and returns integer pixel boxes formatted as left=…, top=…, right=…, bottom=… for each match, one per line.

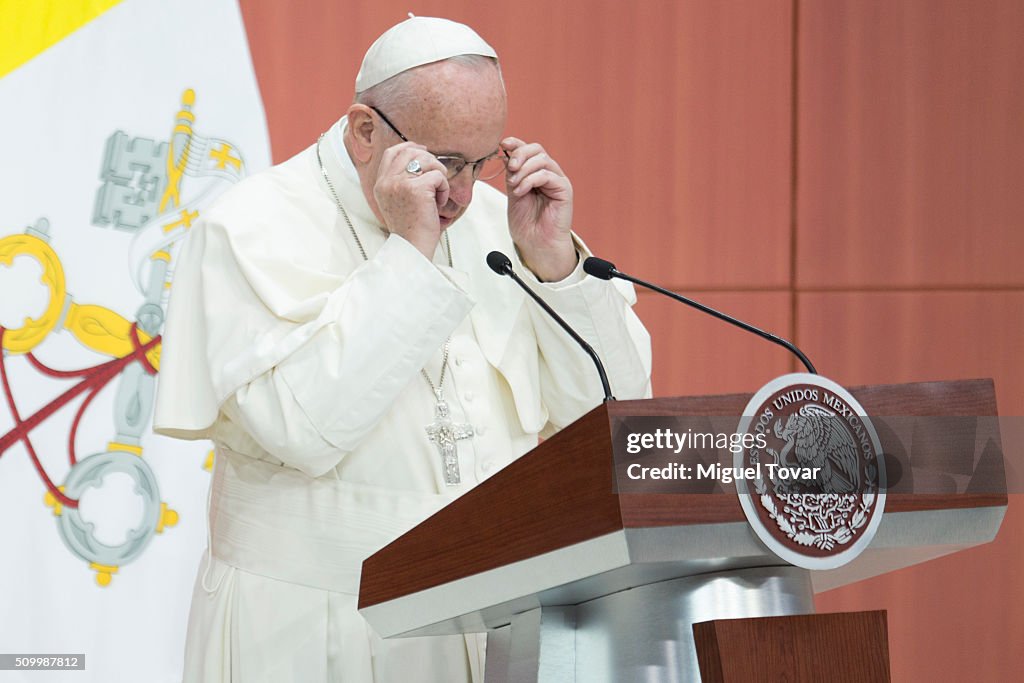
left=623, top=430, right=821, bottom=484
left=625, top=461, right=822, bottom=484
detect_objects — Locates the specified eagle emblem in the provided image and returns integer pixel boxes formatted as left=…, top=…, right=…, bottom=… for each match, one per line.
left=736, top=374, right=885, bottom=570
left=773, top=405, right=860, bottom=494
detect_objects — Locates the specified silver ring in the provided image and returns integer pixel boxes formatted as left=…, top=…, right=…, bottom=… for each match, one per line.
left=405, top=159, right=423, bottom=175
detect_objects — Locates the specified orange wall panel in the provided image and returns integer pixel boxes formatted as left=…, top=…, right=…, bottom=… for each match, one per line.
left=637, top=290, right=794, bottom=398
left=549, top=0, right=794, bottom=290
left=797, top=291, right=1024, bottom=413
left=797, top=0, right=1024, bottom=288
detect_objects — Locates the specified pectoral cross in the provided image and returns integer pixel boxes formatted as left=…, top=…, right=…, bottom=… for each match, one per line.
left=425, top=391, right=474, bottom=486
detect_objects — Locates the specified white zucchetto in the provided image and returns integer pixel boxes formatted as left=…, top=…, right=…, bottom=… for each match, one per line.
left=355, top=16, right=498, bottom=93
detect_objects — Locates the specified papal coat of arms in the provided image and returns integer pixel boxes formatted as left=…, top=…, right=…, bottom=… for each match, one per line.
left=735, top=374, right=886, bottom=570
left=0, top=89, right=246, bottom=586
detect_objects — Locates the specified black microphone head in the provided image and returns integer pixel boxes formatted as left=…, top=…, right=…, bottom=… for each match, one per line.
left=583, top=256, right=617, bottom=280
left=486, top=250, right=513, bottom=275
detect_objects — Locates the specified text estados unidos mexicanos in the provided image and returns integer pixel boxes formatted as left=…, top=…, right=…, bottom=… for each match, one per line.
left=625, top=429, right=766, bottom=455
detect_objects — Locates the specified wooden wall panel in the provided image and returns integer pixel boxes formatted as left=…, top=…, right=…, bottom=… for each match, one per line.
left=239, top=0, right=793, bottom=290
left=800, top=291, right=1024, bottom=680
left=797, top=0, right=1024, bottom=288
left=797, top=291, right=1024, bottom=413
left=546, top=0, right=794, bottom=290
left=636, top=290, right=793, bottom=398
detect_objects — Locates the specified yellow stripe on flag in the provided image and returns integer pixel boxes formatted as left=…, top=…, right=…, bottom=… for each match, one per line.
left=0, top=0, right=124, bottom=78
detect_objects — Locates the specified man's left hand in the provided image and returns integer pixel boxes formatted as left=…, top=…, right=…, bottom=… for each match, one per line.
left=502, top=137, right=577, bottom=282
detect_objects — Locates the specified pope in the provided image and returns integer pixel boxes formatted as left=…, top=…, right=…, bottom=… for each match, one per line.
left=155, top=15, right=651, bottom=683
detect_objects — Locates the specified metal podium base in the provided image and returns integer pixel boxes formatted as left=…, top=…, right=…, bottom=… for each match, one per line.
left=483, top=566, right=815, bottom=683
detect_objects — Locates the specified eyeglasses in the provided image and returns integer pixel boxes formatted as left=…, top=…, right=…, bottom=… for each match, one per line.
left=369, top=105, right=508, bottom=181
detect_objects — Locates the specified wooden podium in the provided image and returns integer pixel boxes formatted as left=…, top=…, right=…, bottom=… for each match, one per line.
left=358, top=379, right=1006, bottom=682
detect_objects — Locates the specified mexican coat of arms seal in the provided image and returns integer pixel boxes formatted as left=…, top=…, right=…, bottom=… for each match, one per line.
left=735, top=373, right=886, bottom=569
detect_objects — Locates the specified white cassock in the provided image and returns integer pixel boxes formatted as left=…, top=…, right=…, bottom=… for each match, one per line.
left=154, top=117, right=652, bottom=683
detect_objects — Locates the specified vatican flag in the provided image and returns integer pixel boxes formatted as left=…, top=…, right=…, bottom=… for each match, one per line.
left=0, top=1, right=271, bottom=680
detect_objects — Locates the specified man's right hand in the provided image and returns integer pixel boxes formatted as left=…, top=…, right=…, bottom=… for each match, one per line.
left=372, top=142, right=449, bottom=259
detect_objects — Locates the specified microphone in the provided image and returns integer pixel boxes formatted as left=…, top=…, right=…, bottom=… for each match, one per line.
left=486, top=251, right=615, bottom=401
left=583, top=256, right=817, bottom=374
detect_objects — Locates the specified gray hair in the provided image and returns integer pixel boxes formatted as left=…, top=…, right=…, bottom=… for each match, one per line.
left=354, top=54, right=503, bottom=112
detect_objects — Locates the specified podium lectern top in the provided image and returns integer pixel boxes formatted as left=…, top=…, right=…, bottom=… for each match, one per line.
left=359, top=379, right=1006, bottom=639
